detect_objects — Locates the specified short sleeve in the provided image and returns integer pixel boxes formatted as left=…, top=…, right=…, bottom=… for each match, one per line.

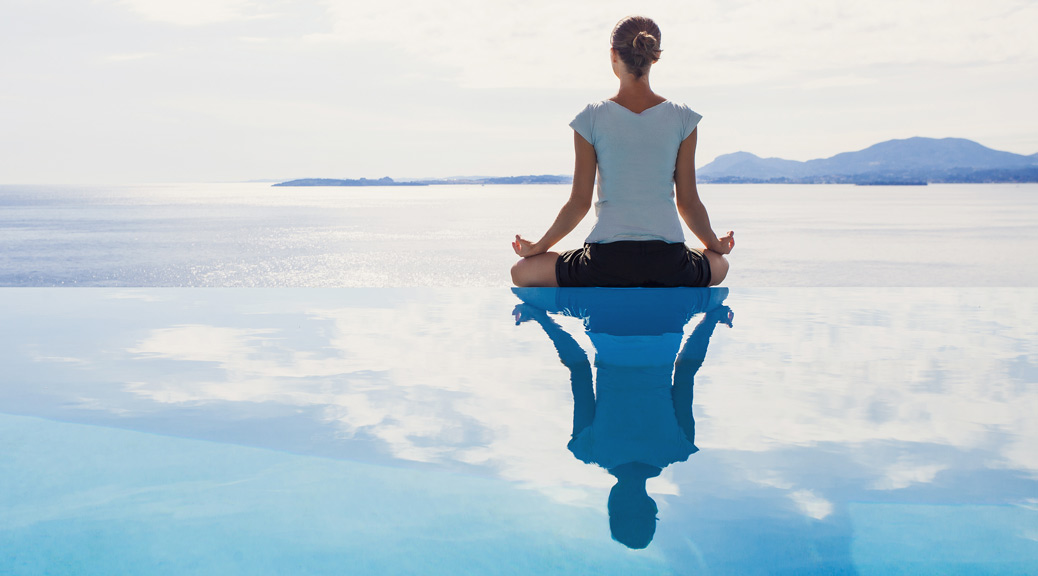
left=681, top=106, right=703, bottom=141
left=569, top=104, right=594, bottom=145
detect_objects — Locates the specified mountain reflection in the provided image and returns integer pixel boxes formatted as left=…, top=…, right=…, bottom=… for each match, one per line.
left=513, top=287, right=732, bottom=549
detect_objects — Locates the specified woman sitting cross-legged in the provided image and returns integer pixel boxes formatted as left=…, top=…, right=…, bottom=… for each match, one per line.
left=511, top=15, right=734, bottom=288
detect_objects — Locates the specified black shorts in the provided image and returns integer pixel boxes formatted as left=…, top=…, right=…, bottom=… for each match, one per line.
left=555, top=241, right=711, bottom=288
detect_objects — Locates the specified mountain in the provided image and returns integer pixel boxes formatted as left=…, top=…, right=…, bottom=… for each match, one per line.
left=698, top=137, right=1038, bottom=184
left=418, top=175, right=571, bottom=185
left=274, top=175, right=572, bottom=187
left=697, top=151, right=811, bottom=180
left=273, top=177, right=427, bottom=187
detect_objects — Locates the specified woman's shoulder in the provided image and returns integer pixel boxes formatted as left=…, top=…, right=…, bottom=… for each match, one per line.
left=576, top=100, right=612, bottom=113
left=659, top=100, right=698, bottom=115
left=660, top=101, right=704, bottom=130
left=570, top=101, right=611, bottom=134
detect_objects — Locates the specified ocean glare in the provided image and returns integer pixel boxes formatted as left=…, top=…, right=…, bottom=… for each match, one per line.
left=2, top=182, right=1036, bottom=287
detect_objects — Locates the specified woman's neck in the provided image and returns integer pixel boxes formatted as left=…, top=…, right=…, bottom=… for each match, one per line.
left=611, top=75, right=665, bottom=113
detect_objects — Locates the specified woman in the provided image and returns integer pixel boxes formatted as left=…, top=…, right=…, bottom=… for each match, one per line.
left=511, top=16, right=734, bottom=288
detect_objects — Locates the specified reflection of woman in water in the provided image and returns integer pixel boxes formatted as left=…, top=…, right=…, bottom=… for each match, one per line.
left=513, top=288, right=732, bottom=548
left=511, top=16, right=734, bottom=288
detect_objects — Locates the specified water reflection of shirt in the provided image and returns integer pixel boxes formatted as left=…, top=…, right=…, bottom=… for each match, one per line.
left=568, top=330, right=698, bottom=471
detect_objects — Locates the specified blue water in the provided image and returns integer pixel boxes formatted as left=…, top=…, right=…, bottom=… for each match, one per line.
left=2, top=287, right=1036, bottom=574
left=3, top=183, right=1037, bottom=572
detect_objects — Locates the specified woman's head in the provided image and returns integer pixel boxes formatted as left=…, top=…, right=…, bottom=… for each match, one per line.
left=610, top=16, right=662, bottom=79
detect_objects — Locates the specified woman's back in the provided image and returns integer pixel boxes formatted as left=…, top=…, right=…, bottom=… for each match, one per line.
left=570, top=100, right=702, bottom=243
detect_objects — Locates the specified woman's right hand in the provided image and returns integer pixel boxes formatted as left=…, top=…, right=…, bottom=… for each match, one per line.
left=705, top=304, right=735, bottom=328
left=512, top=235, right=544, bottom=258
left=712, top=231, right=735, bottom=255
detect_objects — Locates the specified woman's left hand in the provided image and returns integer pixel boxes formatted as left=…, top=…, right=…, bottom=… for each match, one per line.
left=512, top=235, right=543, bottom=258
left=712, top=231, right=735, bottom=255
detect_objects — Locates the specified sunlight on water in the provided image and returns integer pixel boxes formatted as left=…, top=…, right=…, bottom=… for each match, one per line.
left=2, top=182, right=1037, bottom=286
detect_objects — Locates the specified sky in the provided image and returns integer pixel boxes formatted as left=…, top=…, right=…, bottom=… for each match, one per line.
left=2, top=0, right=1036, bottom=184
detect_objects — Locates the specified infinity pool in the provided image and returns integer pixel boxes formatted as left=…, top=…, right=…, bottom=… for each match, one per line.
left=2, top=288, right=1037, bottom=574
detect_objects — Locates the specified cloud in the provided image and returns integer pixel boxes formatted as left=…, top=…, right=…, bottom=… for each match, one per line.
left=872, top=461, right=947, bottom=491
left=115, top=295, right=604, bottom=500
left=5, top=0, right=1036, bottom=181
left=789, top=489, right=833, bottom=520
left=105, top=52, right=159, bottom=62
left=129, top=324, right=278, bottom=365
left=110, top=288, right=1038, bottom=502
left=8, top=288, right=1037, bottom=508
left=308, top=0, right=1038, bottom=89
left=800, top=75, right=878, bottom=90
left=113, top=0, right=257, bottom=26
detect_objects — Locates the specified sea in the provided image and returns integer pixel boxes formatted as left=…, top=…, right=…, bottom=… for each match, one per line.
left=2, top=182, right=1037, bottom=287
left=2, top=182, right=1037, bottom=574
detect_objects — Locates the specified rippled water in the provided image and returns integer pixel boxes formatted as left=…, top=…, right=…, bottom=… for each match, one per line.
left=2, top=182, right=1037, bottom=286
left=2, top=287, right=1036, bottom=574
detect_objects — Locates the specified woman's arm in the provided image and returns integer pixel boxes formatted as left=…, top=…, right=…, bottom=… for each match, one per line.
left=674, top=128, right=735, bottom=254
left=513, top=303, right=595, bottom=435
left=512, top=132, right=597, bottom=257
left=672, top=305, right=733, bottom=443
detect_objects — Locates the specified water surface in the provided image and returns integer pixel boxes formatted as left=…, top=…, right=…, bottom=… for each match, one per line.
left=2, top=287, right=1036, bottom=574
left=2, top=183, right=1036, bottom=286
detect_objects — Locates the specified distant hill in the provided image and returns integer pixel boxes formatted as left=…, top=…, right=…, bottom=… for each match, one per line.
left=698, top=137, right=1038, bottom=184
left=274, top=175, right=572, bottom=187
left=274, top=140, right=1038, bottom=187
left=273, top=177, right=427, bottom=187
left=416, top=175, right=571, bottom=185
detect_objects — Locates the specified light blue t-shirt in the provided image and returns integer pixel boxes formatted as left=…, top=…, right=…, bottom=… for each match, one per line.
left=569, top=100, right=702, bottom=244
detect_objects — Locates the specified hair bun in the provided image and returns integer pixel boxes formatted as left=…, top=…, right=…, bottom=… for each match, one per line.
left=632, top=31, right=659, bottom=54
left=630, top=31, right=661, bottom=67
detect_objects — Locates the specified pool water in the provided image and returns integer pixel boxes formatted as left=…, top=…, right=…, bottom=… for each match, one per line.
left=2, top=287, right=1036, bottom=574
